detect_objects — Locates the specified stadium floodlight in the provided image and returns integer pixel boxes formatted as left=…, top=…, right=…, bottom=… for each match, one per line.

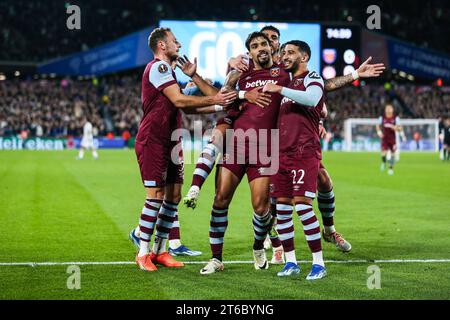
left=343, top=118, right=440, bottom=152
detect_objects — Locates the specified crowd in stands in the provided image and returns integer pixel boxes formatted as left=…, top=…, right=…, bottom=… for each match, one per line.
left=1, top=0, right=449, bottom=62
left=1, top=74, right=449, bottom=140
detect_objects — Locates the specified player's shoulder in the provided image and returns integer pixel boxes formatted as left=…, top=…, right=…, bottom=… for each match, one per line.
left=149, top=59, right=171, bottom=75
left=304, top=70, right=324, bottom=87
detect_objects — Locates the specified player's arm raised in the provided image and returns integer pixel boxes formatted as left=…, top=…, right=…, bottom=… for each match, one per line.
left=262, top=72, right=324, bottom=107
left=324, top=57, right=385, bottom=92
left=177, top=55, right=219, bottom=96
left=150, top=60, right=236, bottom=111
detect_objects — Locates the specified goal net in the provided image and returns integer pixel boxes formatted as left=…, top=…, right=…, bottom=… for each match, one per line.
left=343, top=118, right=440, bottom=152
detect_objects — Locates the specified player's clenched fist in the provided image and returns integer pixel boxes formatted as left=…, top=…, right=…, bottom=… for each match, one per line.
left=213, top=90, right=237, bottom=106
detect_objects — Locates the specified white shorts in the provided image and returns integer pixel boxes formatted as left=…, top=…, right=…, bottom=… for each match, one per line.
left=81, top=138, right=95, bottom=149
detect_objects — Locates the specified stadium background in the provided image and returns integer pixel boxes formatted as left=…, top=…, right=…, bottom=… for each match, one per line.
left=0, top=1, right=449, bottom=300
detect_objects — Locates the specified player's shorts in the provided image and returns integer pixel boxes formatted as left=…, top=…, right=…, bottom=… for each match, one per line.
left=270, top=155, right=320, bottom=199
left=135, top=141, right=184, bottom=187
left=220, top=142, right=272, bottom=183
left=382, top=140, right=397, bottom=152
left=81, top=138, right=94, bottom=149
left=444, top=137, right=450, bottom=146
left=319, top=162, right=325, bottom=170
left=216, top=115, right=236, bottom=127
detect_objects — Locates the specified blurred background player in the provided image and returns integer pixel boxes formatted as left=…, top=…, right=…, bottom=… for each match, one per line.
left=442, top=116, right=450, bottom=161
left=77, top=117, right=98, bottom=160
left=377, top=104, right=402, bottom=175
left=263, top=40, right=327, bottom=279
left=395, top=126, right=407, bottom=162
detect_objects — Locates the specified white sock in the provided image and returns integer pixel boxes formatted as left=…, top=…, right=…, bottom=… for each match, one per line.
left=169, top=239, right=182, bottom=249
left=285, top=250, right=297, bottom=264
left=324, top=226, right=336, bottom=234
left=272, top=245, right=283, bottom=252
left=93, top=150, right=98, bottom=159
left=312, top=251, right=324, bottom=267
left=152, top=237, right=168, bottom=254
left=138, top=241, right=150, bottom=257
left=78, top=150, right=84, bottom=159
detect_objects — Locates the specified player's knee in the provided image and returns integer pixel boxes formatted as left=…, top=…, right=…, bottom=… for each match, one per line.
left=214, top=193, right=231, bottom=208
left=146, top=187, right=164, bottom=200
left=252, top=198, right=269, bottom=216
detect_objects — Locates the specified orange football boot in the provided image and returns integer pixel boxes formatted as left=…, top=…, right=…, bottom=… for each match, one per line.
left=151, top=252, right=184, bottom=267
left=136, top=254, right=158, bottom=271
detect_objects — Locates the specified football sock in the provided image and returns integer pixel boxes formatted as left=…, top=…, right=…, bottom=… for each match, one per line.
left=284, top=250, right=297, bottom=264
left=276, top=202, right=295, bottom=255
left=138, top=199, right=163, bottom=257
left=152, top=201, right=179, bottom=254
left=382, top=155, right=386, bottom=164
left=78, top=150, right=84, bottom=159
left=317, top=188, right=336, bottom=235
left=169, top=211, right=180, bottom=241
left=312, top=251, right=325, bottom=267
left=191, top=142, right=219, bottom=189
left=269, top=197, right=282, bottom=248
left=210, top=205, right=228, bottom=262
left=252, top=209, right=272, bottom=250
left=295, top=202, right=322, bottom=254
left=92, top=150, right=98, bottom=159
left=389, top=156, right=395, bottom=169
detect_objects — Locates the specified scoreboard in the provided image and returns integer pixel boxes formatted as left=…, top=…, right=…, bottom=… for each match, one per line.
left=320, top=25, right=361, bottom=79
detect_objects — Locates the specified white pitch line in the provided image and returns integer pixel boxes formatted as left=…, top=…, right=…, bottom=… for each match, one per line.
left=0, top=259, right=450, bottom=267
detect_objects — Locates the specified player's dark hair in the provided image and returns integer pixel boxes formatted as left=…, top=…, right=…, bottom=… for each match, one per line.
left=260, top=25, right=280, bottom=37
left=148, top=27, right=171, bottom=52
left=283, top=40, right=311, bottom=62
left=245, top=32, right=271, bottom=51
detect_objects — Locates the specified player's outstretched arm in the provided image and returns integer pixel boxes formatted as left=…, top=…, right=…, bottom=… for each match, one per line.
left=262, top=82, right=323, bottom=107
left=324, top=57, right=385, bottom=92
left=163, top=83, right=236, bottom=110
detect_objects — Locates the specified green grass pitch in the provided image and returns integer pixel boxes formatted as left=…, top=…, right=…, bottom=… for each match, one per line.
left=0, top=150, right=449, bottom=299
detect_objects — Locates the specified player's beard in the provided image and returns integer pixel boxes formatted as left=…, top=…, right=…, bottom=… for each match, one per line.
left=257, top=51, right=271, bottom=68
left=283, top=59, right=299, bottom=73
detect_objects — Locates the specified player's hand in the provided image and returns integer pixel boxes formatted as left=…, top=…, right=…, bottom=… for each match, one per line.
left=357, top=56, right=385, bottom=78
left=177, top=55, right=197, bottom=77
left=262, top=83, right=282, bottom=93
left=319, top=123, right=327, bottom=139
left=213, top=90, right=237, bottom=106
left=244, top=88, right=272, bottom=108
left=229, top=55, right=249, bottom=73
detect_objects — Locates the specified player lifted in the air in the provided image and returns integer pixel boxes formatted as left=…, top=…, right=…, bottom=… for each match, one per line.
left=376, top=104, right=403, bottom=175
left=77, top=117, right=98, bottom=160
left=199, top=31, right=291, bottom=275
left=262, top=40, right=327, bottom=279
left=134, top=27, right=236, bottom=272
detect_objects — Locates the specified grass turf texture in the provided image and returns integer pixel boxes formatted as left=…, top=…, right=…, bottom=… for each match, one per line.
left=0, top=150, right=449, bottom=299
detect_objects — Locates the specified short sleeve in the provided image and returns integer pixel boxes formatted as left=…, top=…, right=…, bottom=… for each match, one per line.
left=304, top=71, right=324, bottom=90
left=395, top=116, right=401, bottom=125
left=378, top=116, right=383, bottom=125
left=149, top=61, right=177, bottom=91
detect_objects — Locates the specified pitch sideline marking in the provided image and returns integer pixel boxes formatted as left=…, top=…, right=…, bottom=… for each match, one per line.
left=0, top=259, right=450, bottom=267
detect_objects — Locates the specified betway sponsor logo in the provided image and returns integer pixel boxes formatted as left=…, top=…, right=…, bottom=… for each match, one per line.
left=245, top=79, right=278, bottom=89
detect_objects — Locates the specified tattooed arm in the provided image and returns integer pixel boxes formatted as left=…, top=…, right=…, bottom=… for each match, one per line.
left=324, top=56, right=385, bottom=92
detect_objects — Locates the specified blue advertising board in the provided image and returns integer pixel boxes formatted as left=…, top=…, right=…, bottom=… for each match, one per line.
left=388, top=39, right=450, bottom=81
left=160, top=20, right=321, bottom=83
left=38, top=27, right=154, bottom=76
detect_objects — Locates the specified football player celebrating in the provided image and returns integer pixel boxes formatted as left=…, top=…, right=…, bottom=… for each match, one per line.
left=263, top=40, right=328, bottom=279
left=134, top=27, right=236, bottom=272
